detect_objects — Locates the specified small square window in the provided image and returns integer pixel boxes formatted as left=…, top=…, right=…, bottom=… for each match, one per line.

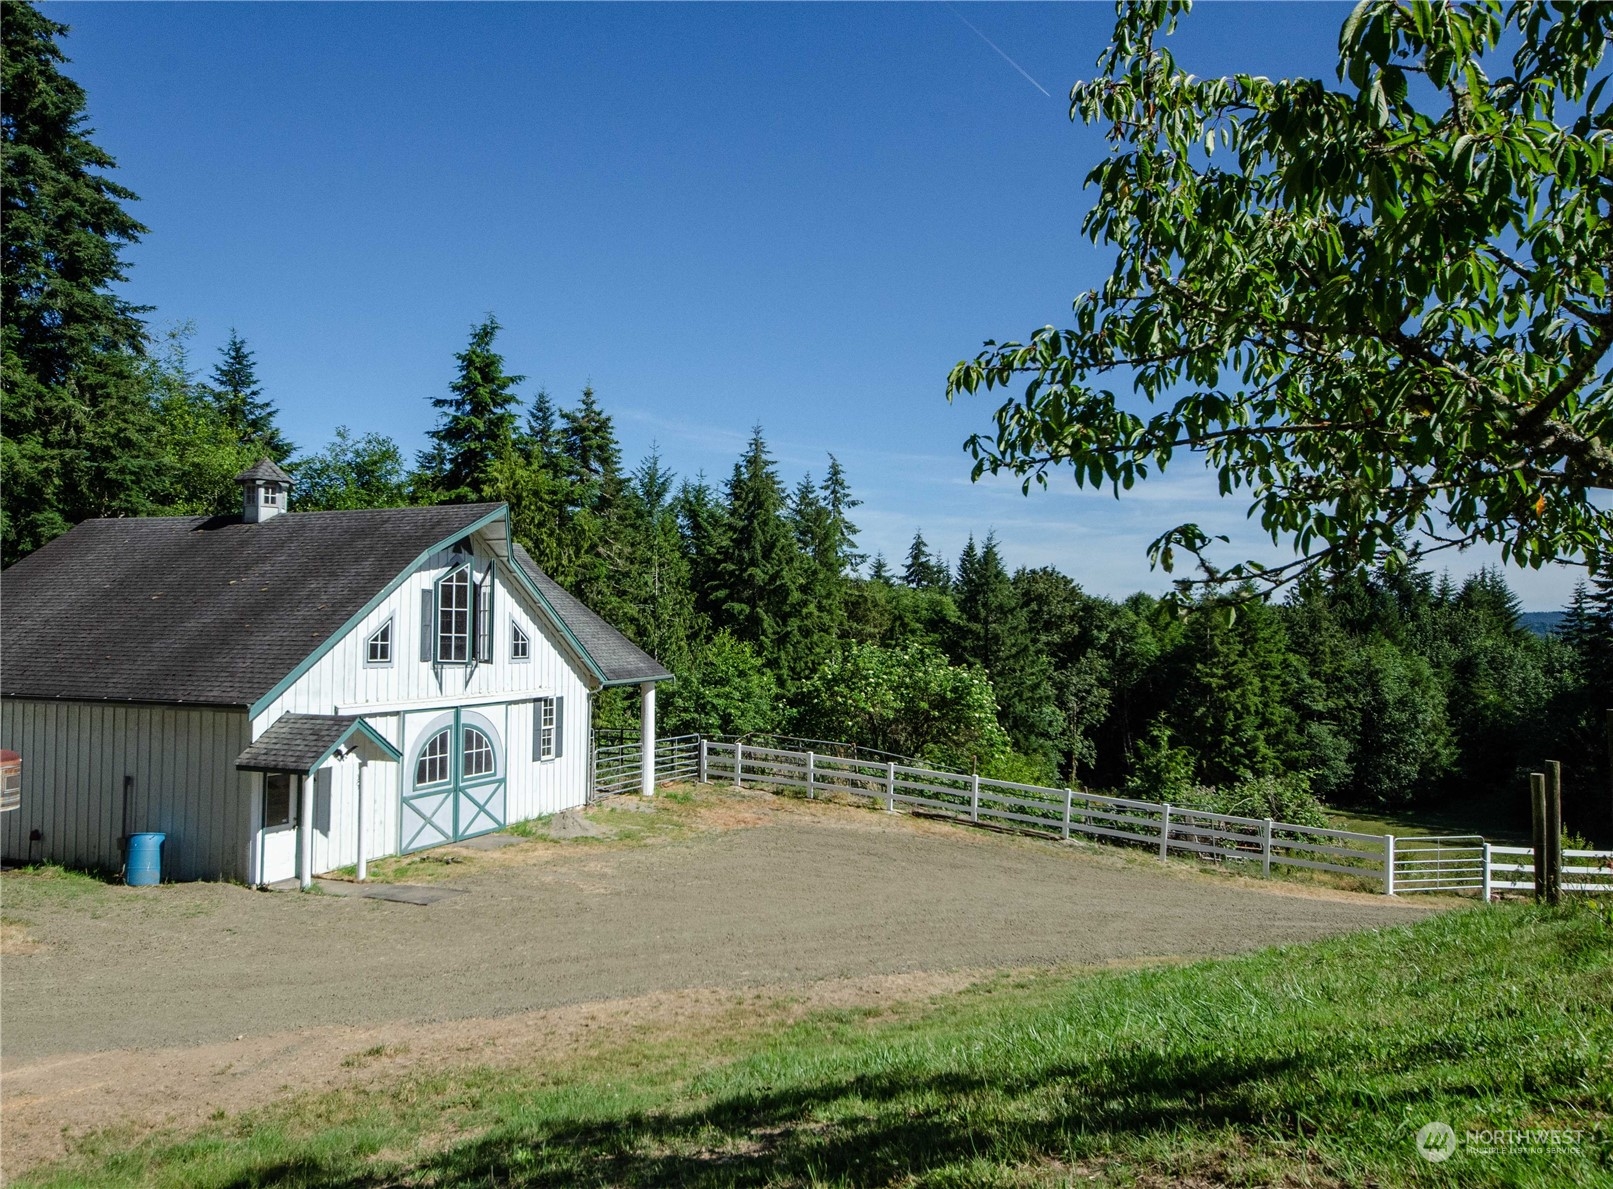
left=262, top=484, right=280, bottom=506
left=264, top=773, right=297, bottom=828
left=511, top=620, right=530, bottom=662
left=365, top=618, right=393, bottom=666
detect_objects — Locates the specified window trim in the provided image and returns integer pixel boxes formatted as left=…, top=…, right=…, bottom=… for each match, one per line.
left=364, top=617, right=394, bottom=667
left=510, top=619, right=531, bottom=663
left=462, top=726, right=496, bottom=779
left=435, top=564, right=472, bottom=664
left=263, top=773, right=298, bottom=831
left=536, top=696, right=556, bottom=761
left=414, top=727, right=452, bottom=788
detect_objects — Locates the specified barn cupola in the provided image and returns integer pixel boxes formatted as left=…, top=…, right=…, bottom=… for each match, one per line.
left=236, top=458, right=294, bottom=523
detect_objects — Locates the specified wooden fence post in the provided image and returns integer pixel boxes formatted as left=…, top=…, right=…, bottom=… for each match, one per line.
left=698, top=737, right=708, bottom=785
left=970, top=772, right=980, bottom=823
left=885, top=761, right=896, bottom=813
left=1545, top=760, right=1563, bottom=906
left=1262, top=818, right=1273, bottom=878
left=1481, top=841, right=1492, bottom=903
left=735, top=742, right=743, bottom=789
left=1159, top=804, right=1172, bottom=860
left=806, top=751, right=816, bottom=800
left=1531, top=771, right=1547, bottom=902
left=1383, top=835, right=1396, bottom=895
left=1062, top=788, right=1072, bottom=840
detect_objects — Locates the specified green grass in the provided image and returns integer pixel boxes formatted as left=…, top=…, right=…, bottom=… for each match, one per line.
left=1326, top=785, right=1532, bottom=845
left=21, top=901, right=1613, bottom=1188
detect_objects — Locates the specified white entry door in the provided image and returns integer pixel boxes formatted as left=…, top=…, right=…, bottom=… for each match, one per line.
left=258, top=773, right=300, bottom=884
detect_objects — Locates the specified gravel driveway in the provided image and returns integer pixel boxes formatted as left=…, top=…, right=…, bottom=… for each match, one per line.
left=1, top=786, right=1436, bottom=1062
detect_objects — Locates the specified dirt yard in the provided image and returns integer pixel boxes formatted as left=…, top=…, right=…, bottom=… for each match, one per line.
left=1, top=785, right=1439, bottom=1174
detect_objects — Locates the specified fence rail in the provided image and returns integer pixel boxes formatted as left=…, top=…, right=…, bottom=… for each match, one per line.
left=593, top=734, right=1613, bottom=899
left=591, top=734, right=700, bottom=801
left=700, top=739, right=1397, bottom=889
left=1487, top=845, right=1613, bottom=895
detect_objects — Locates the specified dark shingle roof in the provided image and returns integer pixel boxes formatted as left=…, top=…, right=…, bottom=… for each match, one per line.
left=1, top=505, right=501, bottom=707
left=236, top=713, right=399, bottom=772
left=511, top=542, right=673, bottom=685
left=236, top=458, right=293, bottom=484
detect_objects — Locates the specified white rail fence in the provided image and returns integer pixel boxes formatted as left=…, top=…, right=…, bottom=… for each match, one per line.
left=1486, top=846, right=1613, bottom=896
left=698, top=739, right=1398, bottom=891
left=589, top=734, right=1613, bottom=899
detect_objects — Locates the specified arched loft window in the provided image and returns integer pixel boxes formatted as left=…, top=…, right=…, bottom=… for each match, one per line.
left=462, top=727, right=495, bottom=778
left=415, top=728, right=451, bottom=787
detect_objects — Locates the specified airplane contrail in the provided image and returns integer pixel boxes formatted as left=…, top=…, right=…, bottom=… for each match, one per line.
left=945, top=3, right=1054, bottom=99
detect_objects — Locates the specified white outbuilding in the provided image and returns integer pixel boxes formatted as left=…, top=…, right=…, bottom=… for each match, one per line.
left=0, top=461, right=671, bottom=885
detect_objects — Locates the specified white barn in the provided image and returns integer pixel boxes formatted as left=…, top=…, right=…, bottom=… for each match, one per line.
left=0, top=461, right=671, bottom=885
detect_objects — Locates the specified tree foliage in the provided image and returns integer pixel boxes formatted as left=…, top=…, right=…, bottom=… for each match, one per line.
left=793, top=642, right=1010, bottom=772
left=1, top=0, right=157, bottom=557
left=292, top=426, right=410, bottom=511
left=208, top=329, right=292, bottom=462
left=949, top=0, right=1613, bottom=594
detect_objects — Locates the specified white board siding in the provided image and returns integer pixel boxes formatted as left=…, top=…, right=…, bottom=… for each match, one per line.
left=252, top=533, right=594, bottom=873
left=253, top=538, right=589, bottom=724
left=0, top=700, right=252, bottom=882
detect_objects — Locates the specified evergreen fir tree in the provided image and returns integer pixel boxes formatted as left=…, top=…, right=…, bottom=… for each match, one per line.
left=868, top=553, right=893, bottom=584
left=676, top=473, right=727, bottom=624
left=208, top=329, right=292, bottom=461
left=523, top=387, right=561, bottom=464
left=559, top=384, right=622, bottom=504
left=711, top=428, right=813, bottom=680
left=1168, top=595, right=1300, bottom=786
left=820, top=454, right=865, bottom=574
left=556, top=384, right=629, bottom=602
left=903, top=530, right=950, bottom=590
left=952, top=533, right=1061, bottom=760
left=418, top=315, right=523, bottom=503
left=2, top=1, right=160, bottom=558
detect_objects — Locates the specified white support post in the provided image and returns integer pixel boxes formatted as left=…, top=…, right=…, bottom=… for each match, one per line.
left=639, top=682, right=656, bottom=798
left=970, top=772, right=980, bottom=823
left=1261, top=818, right=1273, bottom=878
left=806, top=751, right=816, bottom=799
left=1061, top=789, right=1072, bottom=840
left=1481, top=841, right=1492, bottom=902
left=698, top=737, right=708, bottom=785
left=885, top=761, right=896, bottom=813
left=735, top=742, right=743, bottom=788
left=1159, top=804, right=1172, bottom=861
left=355, top=758, right=368, bottom=883
left=298, top=773, right=314, bottom=890
left=1383, top=834, right=1396, bottom=895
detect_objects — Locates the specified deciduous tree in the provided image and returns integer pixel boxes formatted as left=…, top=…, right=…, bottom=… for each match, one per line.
left=949, top=0, right=1613, bottom=594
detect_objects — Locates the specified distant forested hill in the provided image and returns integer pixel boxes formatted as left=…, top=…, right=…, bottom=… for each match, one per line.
left=1520, top=612, right=1565, bottom=637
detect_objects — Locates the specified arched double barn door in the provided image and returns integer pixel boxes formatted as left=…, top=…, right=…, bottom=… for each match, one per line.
left=401, top=709, right=506, bottom=852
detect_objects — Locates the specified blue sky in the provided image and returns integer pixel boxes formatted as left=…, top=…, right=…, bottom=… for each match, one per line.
left=46, top=1, right=1580, bottom=609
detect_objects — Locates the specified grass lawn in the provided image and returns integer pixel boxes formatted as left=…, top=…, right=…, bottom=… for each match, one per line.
left=1326, top=784, right=1533, bottom=846
left=20, top=900, right=1612, bottom=1188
